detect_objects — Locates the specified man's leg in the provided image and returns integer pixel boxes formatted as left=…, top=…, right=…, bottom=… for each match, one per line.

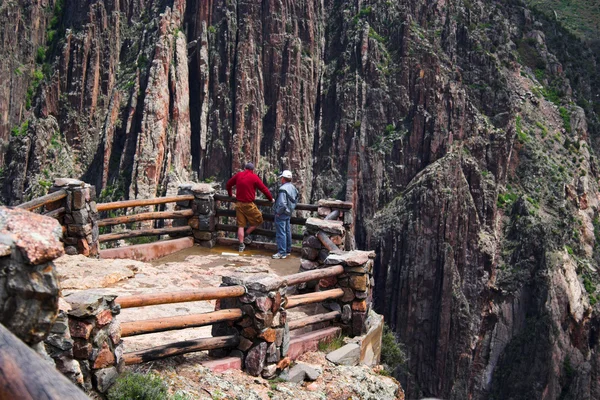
left=237, top=227, right=245, bottom=244
left=274, top=215, right=286, bottom=256
left=246, top=225, right=257, bottom=235
left=284, top=217, right=292, bottom=254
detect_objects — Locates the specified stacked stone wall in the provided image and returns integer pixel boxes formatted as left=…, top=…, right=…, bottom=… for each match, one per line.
left=176, top=182, right=218, bottom=247
left=50, top=179, right=99, bottom=257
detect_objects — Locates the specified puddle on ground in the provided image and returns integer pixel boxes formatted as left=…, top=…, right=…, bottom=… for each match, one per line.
left=150, top=243, right=301, bottom=276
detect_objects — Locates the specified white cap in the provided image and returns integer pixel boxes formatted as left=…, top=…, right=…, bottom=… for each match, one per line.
left=279, top=170, right=292, bottom=179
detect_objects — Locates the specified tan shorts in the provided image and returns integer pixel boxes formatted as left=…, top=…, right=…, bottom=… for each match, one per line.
left=235, top=202, right=263, bottom=227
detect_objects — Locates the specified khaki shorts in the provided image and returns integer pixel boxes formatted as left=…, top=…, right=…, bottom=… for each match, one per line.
left=235, top=202, right=263, bottom=227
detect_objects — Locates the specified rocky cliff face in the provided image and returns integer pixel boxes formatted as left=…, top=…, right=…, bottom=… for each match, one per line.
left=2, top=0, right=600, bottom=398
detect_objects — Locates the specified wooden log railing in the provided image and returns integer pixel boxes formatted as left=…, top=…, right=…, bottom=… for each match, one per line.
left=0, top=323, right=89, bottom=399
left=43, top=207, right=65, bottom=219
left=285, top=265, right=344, bottom=287
left=121, top=308, right=244, bottom=337
left=216, top=209, right=307, bottom=225
left=286, top=288, right=345, bottom=309
left=116, top=286, right=246, bottom=309
left=98, top=226, right=192, bottom=243
left=16, top=189, right=67, bottom=211
left=216, top=223, right=303, bottom=241
left=288, top=311, right=341, bottom=331
left=96, top=195, right=195, bottom=212
left=98, top=209, right=194, bottom=227
left=214, top=194, right=319, bottom=212
left=123, top=334, right=240, bottom=365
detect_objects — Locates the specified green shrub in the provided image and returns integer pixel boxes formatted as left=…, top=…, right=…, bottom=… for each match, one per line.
left=318, top=333, right=345, bottom=352
left=107, top=372, right=168, bottom=400
left=381, top=324, right=406, bottom=374
left=559, top=107, right=571, bottom=133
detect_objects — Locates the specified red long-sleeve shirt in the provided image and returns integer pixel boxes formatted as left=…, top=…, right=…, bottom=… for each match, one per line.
left=226, top=170, right=273, bottom=202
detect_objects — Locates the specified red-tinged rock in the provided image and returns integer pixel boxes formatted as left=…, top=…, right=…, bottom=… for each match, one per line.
left=245, top=342, right=267, bottom=377
left=319, top=276, right=337, bottom=289
left=93, top=342, right=115, bottom=369
left=69, top=319, right=93, bottom=340
left=242, top=327, right=258, bottom=339
left=259, top=328, right=277, bottom=343
left=0, top=207, right=64, bottom=265
left=77, top=239, right=90, bottom=256
left=277, top=357, right=291, bottom=370
left=255, top=296, right=273, bottom=313
left=351, top=300, right=367, bottom=312
left=73, top=340, right=93, bottom=360
left=238, top=336, right=253, bottom=351
left=95, top=309, right=112, bottom=326
left=272, top=291, right=282, bottom=313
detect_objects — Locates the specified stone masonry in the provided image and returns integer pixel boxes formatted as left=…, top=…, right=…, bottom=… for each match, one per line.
left=325, top=250, right=376, bottom=336
left=176, top=182, right=217, bottom=247
left=49, top=178, right=99, bottom=257
left=213, top=273, right=290, bottom=378
left=63, top=290, right=123, bottom=393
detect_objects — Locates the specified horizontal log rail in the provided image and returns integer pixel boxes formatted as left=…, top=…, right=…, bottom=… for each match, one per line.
left=216, top=209, right=307, bottom=225
left=285, top=265, right=345, bottom=287
left=99, top=226, right=192, bottom=243
left=116, top=285, right=246, bottom=309
left=123, top=334, right=240, bottom=365
left=288, top=311, right=341, bottom=330
left=98, top=209, right=194, bottom=227
left=0, top=323, right=89, bottom=399
left=16, top=189, right=67, bottom=211
left=121, top=308, right=243, bottom=337
left=43, top=207, right=65, bottom=219
left=216, top=223, right=303, bottom=241
left=97, top=195, right=195, bottom=212
left=286, top=288, right=345, bottom=309
left=214, top=194, right=319, bottom=212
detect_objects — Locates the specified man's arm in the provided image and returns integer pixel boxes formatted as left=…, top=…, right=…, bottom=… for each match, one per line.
left=254, top=176, right=274, bottom=201
left=226, top=174, right=237, bottom=197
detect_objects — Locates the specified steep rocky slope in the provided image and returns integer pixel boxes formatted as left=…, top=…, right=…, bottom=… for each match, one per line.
left=2, top=0, right=600, bottom=399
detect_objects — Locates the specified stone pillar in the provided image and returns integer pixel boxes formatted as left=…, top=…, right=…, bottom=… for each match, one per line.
left=325, top=250, right=375, bottom=336
left=51, top=178, right=99, bottom=257
left=298, top=217, right=346, bottom=291
left=317, top=199, right=354, bottom=250
left=214, top=273, right=290, bottom=378
left=44, top=299, right=85, bottom=388
left=177, top=182, right=217, bottom=247
left=63, top=291, right=123, bottom=394
left=0, top=207, right=63, bottom=345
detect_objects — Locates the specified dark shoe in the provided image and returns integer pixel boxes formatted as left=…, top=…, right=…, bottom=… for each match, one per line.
left=239, top=243, right=245, bottom=252
left=244, top=236, right=252, bottom=245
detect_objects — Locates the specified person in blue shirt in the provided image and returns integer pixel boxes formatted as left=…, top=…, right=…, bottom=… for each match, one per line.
left=272, top=170, right=298, bottom=259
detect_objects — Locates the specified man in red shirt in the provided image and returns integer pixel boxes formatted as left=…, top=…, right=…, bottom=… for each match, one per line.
left=226, top=162, right=274, bottom=252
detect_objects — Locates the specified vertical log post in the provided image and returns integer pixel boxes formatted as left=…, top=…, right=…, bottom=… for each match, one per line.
left=176, top=182, right=217, bottom=247
left=51, top=178, right=99, bottom=257
left=212, top=273, right=289, bottom=379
